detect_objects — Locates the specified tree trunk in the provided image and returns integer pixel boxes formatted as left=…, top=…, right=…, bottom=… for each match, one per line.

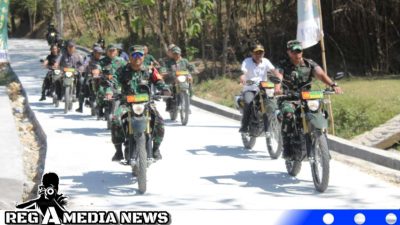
left=221, top=0, right=231, bottom=77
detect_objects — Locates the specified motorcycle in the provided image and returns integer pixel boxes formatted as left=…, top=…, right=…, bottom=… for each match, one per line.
left=47, top=31, right=58, bottom=46
left=86, top=69, right=102, bottom=116
left=48, top=68, right=62, bottom=107
left=119, top=83, right=166, bottom=194
left=62, top=67, right=78, bottom=114
left=270, top=72, right=343, bottom=192
left=169, top=70, right=191, bottom=125
left=235, top=79, right=283, bottom=159
left=102, top=73, right=119, bottom=130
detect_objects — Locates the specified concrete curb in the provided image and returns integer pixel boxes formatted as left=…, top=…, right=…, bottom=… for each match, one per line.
left=1, top=65, right=47, bottom=207
left=191, top=95, right=400, bottom=171
left=0, top=82, right=24, bottom=209
left=191, top=96, right=242, bottom=121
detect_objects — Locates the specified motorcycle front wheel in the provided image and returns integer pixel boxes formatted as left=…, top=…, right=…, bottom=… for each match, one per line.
left=266, top=113, right=283, bottom=159
left=134, top=133, right=147, bottom=194
left=180, top=92, right=190, bottom=126
left=311, top=131, right=330, bottom=192
left=64, top=86, right=71, bottom=114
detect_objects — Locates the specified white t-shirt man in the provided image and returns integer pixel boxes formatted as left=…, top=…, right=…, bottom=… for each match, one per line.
left=241, top=57, right=275, bottom=91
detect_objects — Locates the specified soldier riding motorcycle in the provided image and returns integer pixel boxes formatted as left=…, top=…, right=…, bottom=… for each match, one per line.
left=275, top=40, right=343, bottom=192
left=107, top=45, right=170, bottom=193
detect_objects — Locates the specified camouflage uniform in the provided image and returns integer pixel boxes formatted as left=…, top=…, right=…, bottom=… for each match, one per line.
left=164, top=56, right=195, bottom=111
left=164, top=58, right=195, bottom=84
left=277, top=53, right=321, bottom=159
left=277, top=57, right=320, bottom=115
left=108, top=64, right=167, bottom=157
left=98, top=55, right=127, bottom=110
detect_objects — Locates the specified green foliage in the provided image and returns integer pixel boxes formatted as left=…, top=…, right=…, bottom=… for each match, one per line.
left=131, top=16, right=144, bottom=33
left=186, top=46, right=199, bottom=61
left=330, top=78, right=400, bottom=138
left=186, top=0, right=215, bottom=39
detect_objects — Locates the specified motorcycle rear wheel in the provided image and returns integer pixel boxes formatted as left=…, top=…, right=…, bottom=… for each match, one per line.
left=241, top=133, right=256, bottom=149
left=285, top=160, right=302, bottom=177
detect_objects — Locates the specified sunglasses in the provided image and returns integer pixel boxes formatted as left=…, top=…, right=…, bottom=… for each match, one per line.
left=131, top=52, right=144, bottom=59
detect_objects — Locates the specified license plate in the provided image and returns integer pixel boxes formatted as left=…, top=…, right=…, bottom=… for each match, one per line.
left=126, top=94, right=149, bottom=103
left=63, top=68, right=75, bottom=73
left=260, top=81, right=274, bottom=88
left=301, top=91, right=324, bottom=100
left=176, top=70, right=189, bottom=76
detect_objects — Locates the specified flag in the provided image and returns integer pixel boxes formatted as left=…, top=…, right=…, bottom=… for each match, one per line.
left=0, top=0, right=9, bottom=63
left=296, top=0, right=322, bottom=49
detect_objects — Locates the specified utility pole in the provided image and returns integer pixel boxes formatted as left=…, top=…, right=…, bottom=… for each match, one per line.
left=55, top=0, right=63, bottom=38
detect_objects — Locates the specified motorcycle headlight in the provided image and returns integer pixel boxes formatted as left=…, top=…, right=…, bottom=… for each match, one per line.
left=177, top=76, right=187, bottom=83
left=132, top=103, right=146, bottom=115
left=265, top=88, right=275, bottom=97
left=54, top=70, right=61, bottom=75
left=50, top=33, right=55, bottom=37
left=307, top=100, right=320, bottom=111
left=65, top=72, right=73, bottom=77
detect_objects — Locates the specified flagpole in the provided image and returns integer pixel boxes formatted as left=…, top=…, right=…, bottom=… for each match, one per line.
left=316, top=0, right=335, bottom=135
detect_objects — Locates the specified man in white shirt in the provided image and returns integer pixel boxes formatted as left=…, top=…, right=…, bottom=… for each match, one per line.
left=239, top=44, right=282, bottom=133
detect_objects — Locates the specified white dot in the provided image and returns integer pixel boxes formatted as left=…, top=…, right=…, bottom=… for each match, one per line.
left=386, top=213, right=397, bottom=225
left=323, top=213, right=334, bottom=225
left=354, top=213, right=366, bottom=225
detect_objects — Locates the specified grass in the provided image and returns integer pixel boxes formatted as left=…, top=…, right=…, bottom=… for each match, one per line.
left=194, top=76, right=400, bottom=139
left=194, top=77, right=242, bottom=108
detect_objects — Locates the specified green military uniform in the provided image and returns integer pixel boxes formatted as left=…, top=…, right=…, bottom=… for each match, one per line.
left=277, top=40, right=322, bottom=159
left=97, top=54, right=126, bottom=109
left=109, top=63, right=167, bottom=158
left=277, top=57, right=320, bottom=115
left=143, top=54, right=157, bottom=67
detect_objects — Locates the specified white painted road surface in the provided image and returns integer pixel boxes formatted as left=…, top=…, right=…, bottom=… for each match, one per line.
left=8, top=39, right=400, bottom=210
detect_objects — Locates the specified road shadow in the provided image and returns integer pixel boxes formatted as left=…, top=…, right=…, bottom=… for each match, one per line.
left=166, top=123, right=239, bottom=129
left=202, top=171, right=340, bottom=196
left=56, top=127, right=110, bottom=137
left=187, top=145, right=269, bottom=160
left=61, top=171, right=140, bottom=197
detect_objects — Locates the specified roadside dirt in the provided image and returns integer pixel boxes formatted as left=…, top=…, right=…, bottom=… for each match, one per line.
left=7, top=81, right=45, bottom=201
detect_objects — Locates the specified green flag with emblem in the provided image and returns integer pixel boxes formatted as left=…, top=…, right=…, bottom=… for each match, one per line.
left=0, top=0, right=9, bottom=62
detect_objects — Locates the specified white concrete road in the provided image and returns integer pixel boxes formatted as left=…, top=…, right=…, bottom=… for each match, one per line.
left=8, top=39, right=400, bottom=210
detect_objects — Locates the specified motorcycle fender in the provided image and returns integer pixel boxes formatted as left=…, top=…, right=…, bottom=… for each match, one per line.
left=265, top=98, right=278, bottom=113
left=179, top=82, right=190, bottom=90
left=306, top=112, right=328, bottom=130
left=131, top=116, right=149, bottom=134
left=63, top=78, right=74, bottom=86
